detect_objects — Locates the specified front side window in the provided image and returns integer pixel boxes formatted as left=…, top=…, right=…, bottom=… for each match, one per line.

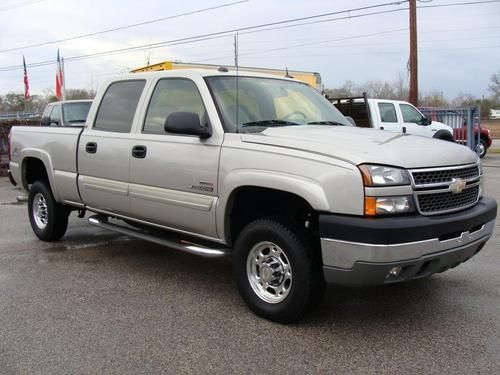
left=206, top=76, right=351, bottom=133
left=62, top=102, right=92, bottom=126
left=378, top=103, right=398, bottom=123
left=400, top=103, right=425, bottom=124
left=49, top=104, right=61, bottom=125
left=144, top=79, right=207, bottom=134
left=94, top=80, right=145, bottom=132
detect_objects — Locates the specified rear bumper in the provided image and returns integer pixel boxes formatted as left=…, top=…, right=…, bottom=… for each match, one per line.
left=319, top=197, right=497, bottom=286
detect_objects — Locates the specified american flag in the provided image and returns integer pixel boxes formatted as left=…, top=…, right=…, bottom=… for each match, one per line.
left=55, top=49, right=64, bottom=100
left=23, top=55, right=30, bottom=100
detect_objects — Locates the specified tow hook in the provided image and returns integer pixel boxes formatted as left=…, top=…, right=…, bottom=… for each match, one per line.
left=77, top=209, right=87, bottom=218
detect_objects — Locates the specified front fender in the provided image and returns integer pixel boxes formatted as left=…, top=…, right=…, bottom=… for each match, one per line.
left=216, top=169, right=330, bottom=241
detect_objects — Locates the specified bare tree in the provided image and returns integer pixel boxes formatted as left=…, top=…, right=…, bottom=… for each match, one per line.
left=489, top=71, right=500, bottom=99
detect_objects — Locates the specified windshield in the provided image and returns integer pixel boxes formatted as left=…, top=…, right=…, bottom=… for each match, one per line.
left=205, top=76, right=351, bottom=133
left=62, top=102, right=92, bottom=125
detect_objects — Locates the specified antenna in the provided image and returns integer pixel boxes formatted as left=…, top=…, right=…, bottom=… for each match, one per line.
left=234, top=33, right=239, bottom=133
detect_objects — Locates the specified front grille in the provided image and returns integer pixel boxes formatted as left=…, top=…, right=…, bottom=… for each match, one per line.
left=412, top=165, right=479, bottom=186
left=417, top=186, right=479, bottom=214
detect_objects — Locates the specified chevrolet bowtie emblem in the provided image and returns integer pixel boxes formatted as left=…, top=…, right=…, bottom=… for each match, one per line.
left=450, top=178, right=466, bottom=194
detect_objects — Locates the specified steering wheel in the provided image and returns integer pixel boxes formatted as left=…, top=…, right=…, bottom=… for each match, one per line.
left=282, top=110, right=307, bottom=122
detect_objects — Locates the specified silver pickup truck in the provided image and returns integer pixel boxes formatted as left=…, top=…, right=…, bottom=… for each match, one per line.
left=9, top=69, right=497, bottom=323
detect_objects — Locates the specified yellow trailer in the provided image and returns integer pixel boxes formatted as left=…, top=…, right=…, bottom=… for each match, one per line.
left=131, top=61, right=322, bottom=91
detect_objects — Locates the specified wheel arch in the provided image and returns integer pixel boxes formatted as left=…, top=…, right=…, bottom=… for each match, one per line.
left=20, top=149, right=60, bottom=201
left=217, top=172, right=329, bottom=245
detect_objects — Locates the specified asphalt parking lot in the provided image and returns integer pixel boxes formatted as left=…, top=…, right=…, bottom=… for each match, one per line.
left=0, top=155, right=499, bottom=374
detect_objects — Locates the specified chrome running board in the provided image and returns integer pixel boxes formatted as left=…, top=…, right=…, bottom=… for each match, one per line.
left=88, top=215, right=230, bottom=258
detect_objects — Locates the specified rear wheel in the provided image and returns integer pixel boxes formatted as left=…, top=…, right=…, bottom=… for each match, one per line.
left=233, top=218, right=325, bottom=323
left=477, top=139, right=487, bottom=158
left=28, top=180, right=69, bottom=241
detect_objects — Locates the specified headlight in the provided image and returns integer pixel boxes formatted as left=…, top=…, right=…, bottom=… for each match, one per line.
left=364, top=196, right=415, bottom=216
left=359, top=165, right=410, bottom=186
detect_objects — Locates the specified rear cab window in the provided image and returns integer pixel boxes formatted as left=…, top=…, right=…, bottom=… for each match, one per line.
left=94, top=80, right=146, bottom=133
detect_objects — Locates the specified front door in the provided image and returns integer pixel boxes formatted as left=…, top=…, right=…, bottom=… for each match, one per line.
left=399, top=103, right=433, bottom=137
left=128, top=77, right=222, bottom=239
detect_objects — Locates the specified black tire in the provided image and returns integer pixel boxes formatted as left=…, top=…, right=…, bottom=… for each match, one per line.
left=433, top=130, right=454, bottom=142
left=478, top=139, right=487, bottom=158
left=28, top=179, right=69, bottom=241
left=233, top=218, right=325, bottom=323
left=8, top=171, right=17, bottom=186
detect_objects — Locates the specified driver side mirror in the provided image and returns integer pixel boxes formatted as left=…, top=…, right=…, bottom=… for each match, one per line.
left=164, top=112, right=211, bottom=139
left=422, top=116, right=432, bottom=125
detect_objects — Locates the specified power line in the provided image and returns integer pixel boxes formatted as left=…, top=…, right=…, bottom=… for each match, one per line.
left=0, top=0, right=45, bottom=13
left=0, top=1, right=411, bottom=71
left=1, top=0, right=499, bottom=72
left=417, top=0, right=500, bottom=8
left=0, top=0, right=250, bottom=53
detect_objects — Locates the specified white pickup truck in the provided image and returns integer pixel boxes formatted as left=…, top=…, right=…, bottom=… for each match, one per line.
left=9, top=69, right=497, bottom=323
left=330, top=94, right=454, bottom=141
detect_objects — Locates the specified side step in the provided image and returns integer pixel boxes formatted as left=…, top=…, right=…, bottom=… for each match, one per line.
left=88, top=215, right=230, bottom=258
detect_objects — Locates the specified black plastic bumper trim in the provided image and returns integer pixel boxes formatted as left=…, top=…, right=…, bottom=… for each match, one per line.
left=319, top=197, right=497, bottom=245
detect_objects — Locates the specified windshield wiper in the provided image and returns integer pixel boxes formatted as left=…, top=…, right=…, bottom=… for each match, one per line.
left=241, top=120, right=299, bottom=127
left=66, top=119, right=86, bottom=123
left=307, top=120, right=345, bottom=126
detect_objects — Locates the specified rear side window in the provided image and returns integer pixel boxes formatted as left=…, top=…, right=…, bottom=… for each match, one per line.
left=94, top=80, right=146, bottom=132
left=378, top=103, right=398, bottom=123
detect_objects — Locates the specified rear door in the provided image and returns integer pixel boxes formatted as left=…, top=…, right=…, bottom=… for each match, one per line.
left=78, top=79, right=147, bottom=216
left=128, top=77, right=222, bottom=239
left=375, top=101, right=401, bottom=132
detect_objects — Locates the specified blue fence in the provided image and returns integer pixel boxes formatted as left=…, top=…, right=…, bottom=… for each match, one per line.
left=419, top=106, right=481, bottom=156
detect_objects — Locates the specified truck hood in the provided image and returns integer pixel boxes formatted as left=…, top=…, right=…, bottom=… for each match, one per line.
left=241, top=125, right=478, bottom=168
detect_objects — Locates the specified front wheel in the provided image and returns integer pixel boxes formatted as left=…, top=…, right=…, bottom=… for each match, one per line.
left=28, top=180, right=69, bottom=241
left=233, top=218, right=325, bottom=323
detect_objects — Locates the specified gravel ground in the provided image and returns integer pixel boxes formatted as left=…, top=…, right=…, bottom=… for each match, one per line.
left=0, top=155, right=499, bottom=374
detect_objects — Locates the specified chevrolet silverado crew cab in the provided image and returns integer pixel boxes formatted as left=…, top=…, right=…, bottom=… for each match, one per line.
left=329, top=94, right=454, bottom=141
left=9, top=70, right=497, bottom=323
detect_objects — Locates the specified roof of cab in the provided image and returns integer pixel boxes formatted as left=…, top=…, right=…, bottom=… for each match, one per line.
left=115, top=68, right=301, bottom=82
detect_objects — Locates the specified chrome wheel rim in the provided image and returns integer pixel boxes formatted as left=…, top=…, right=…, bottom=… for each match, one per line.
left=246, top=241, right=292, bottom=304
left=477, top=142, right=485, bottom=157
left=33, top=193, right=48, bottom=229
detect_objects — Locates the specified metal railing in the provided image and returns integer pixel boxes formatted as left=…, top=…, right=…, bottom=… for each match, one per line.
left=419, top=106, right=481, bottom=155
left=0, top=110, right=41, bottom=120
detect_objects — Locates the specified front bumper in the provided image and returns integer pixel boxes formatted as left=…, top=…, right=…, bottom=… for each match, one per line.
left=320, top=197, right=497, bottom=286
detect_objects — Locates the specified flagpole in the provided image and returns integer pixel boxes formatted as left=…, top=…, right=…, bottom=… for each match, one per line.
left=61, top=56, right=66, bottom=101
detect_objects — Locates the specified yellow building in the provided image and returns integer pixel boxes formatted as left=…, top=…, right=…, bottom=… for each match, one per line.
left=131, top=61, right=322, bottom=92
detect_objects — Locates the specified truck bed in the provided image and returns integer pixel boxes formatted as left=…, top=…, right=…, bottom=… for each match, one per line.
left=10, top=126, right=83, bottom=205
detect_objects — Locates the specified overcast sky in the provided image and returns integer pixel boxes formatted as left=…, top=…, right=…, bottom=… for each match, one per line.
left=0, top=0, right=499, bottom=99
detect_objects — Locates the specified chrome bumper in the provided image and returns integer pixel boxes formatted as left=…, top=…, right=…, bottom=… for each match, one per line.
left=321, top=219, right=495, bottom=269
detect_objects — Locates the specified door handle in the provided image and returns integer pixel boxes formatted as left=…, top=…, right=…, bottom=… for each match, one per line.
left=132, top=145, right=147, bottom=159
left=85, top=142, right=97, bottom=154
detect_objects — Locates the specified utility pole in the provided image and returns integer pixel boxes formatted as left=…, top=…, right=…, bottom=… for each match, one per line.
left=409, top=0, right=418, bottom=106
